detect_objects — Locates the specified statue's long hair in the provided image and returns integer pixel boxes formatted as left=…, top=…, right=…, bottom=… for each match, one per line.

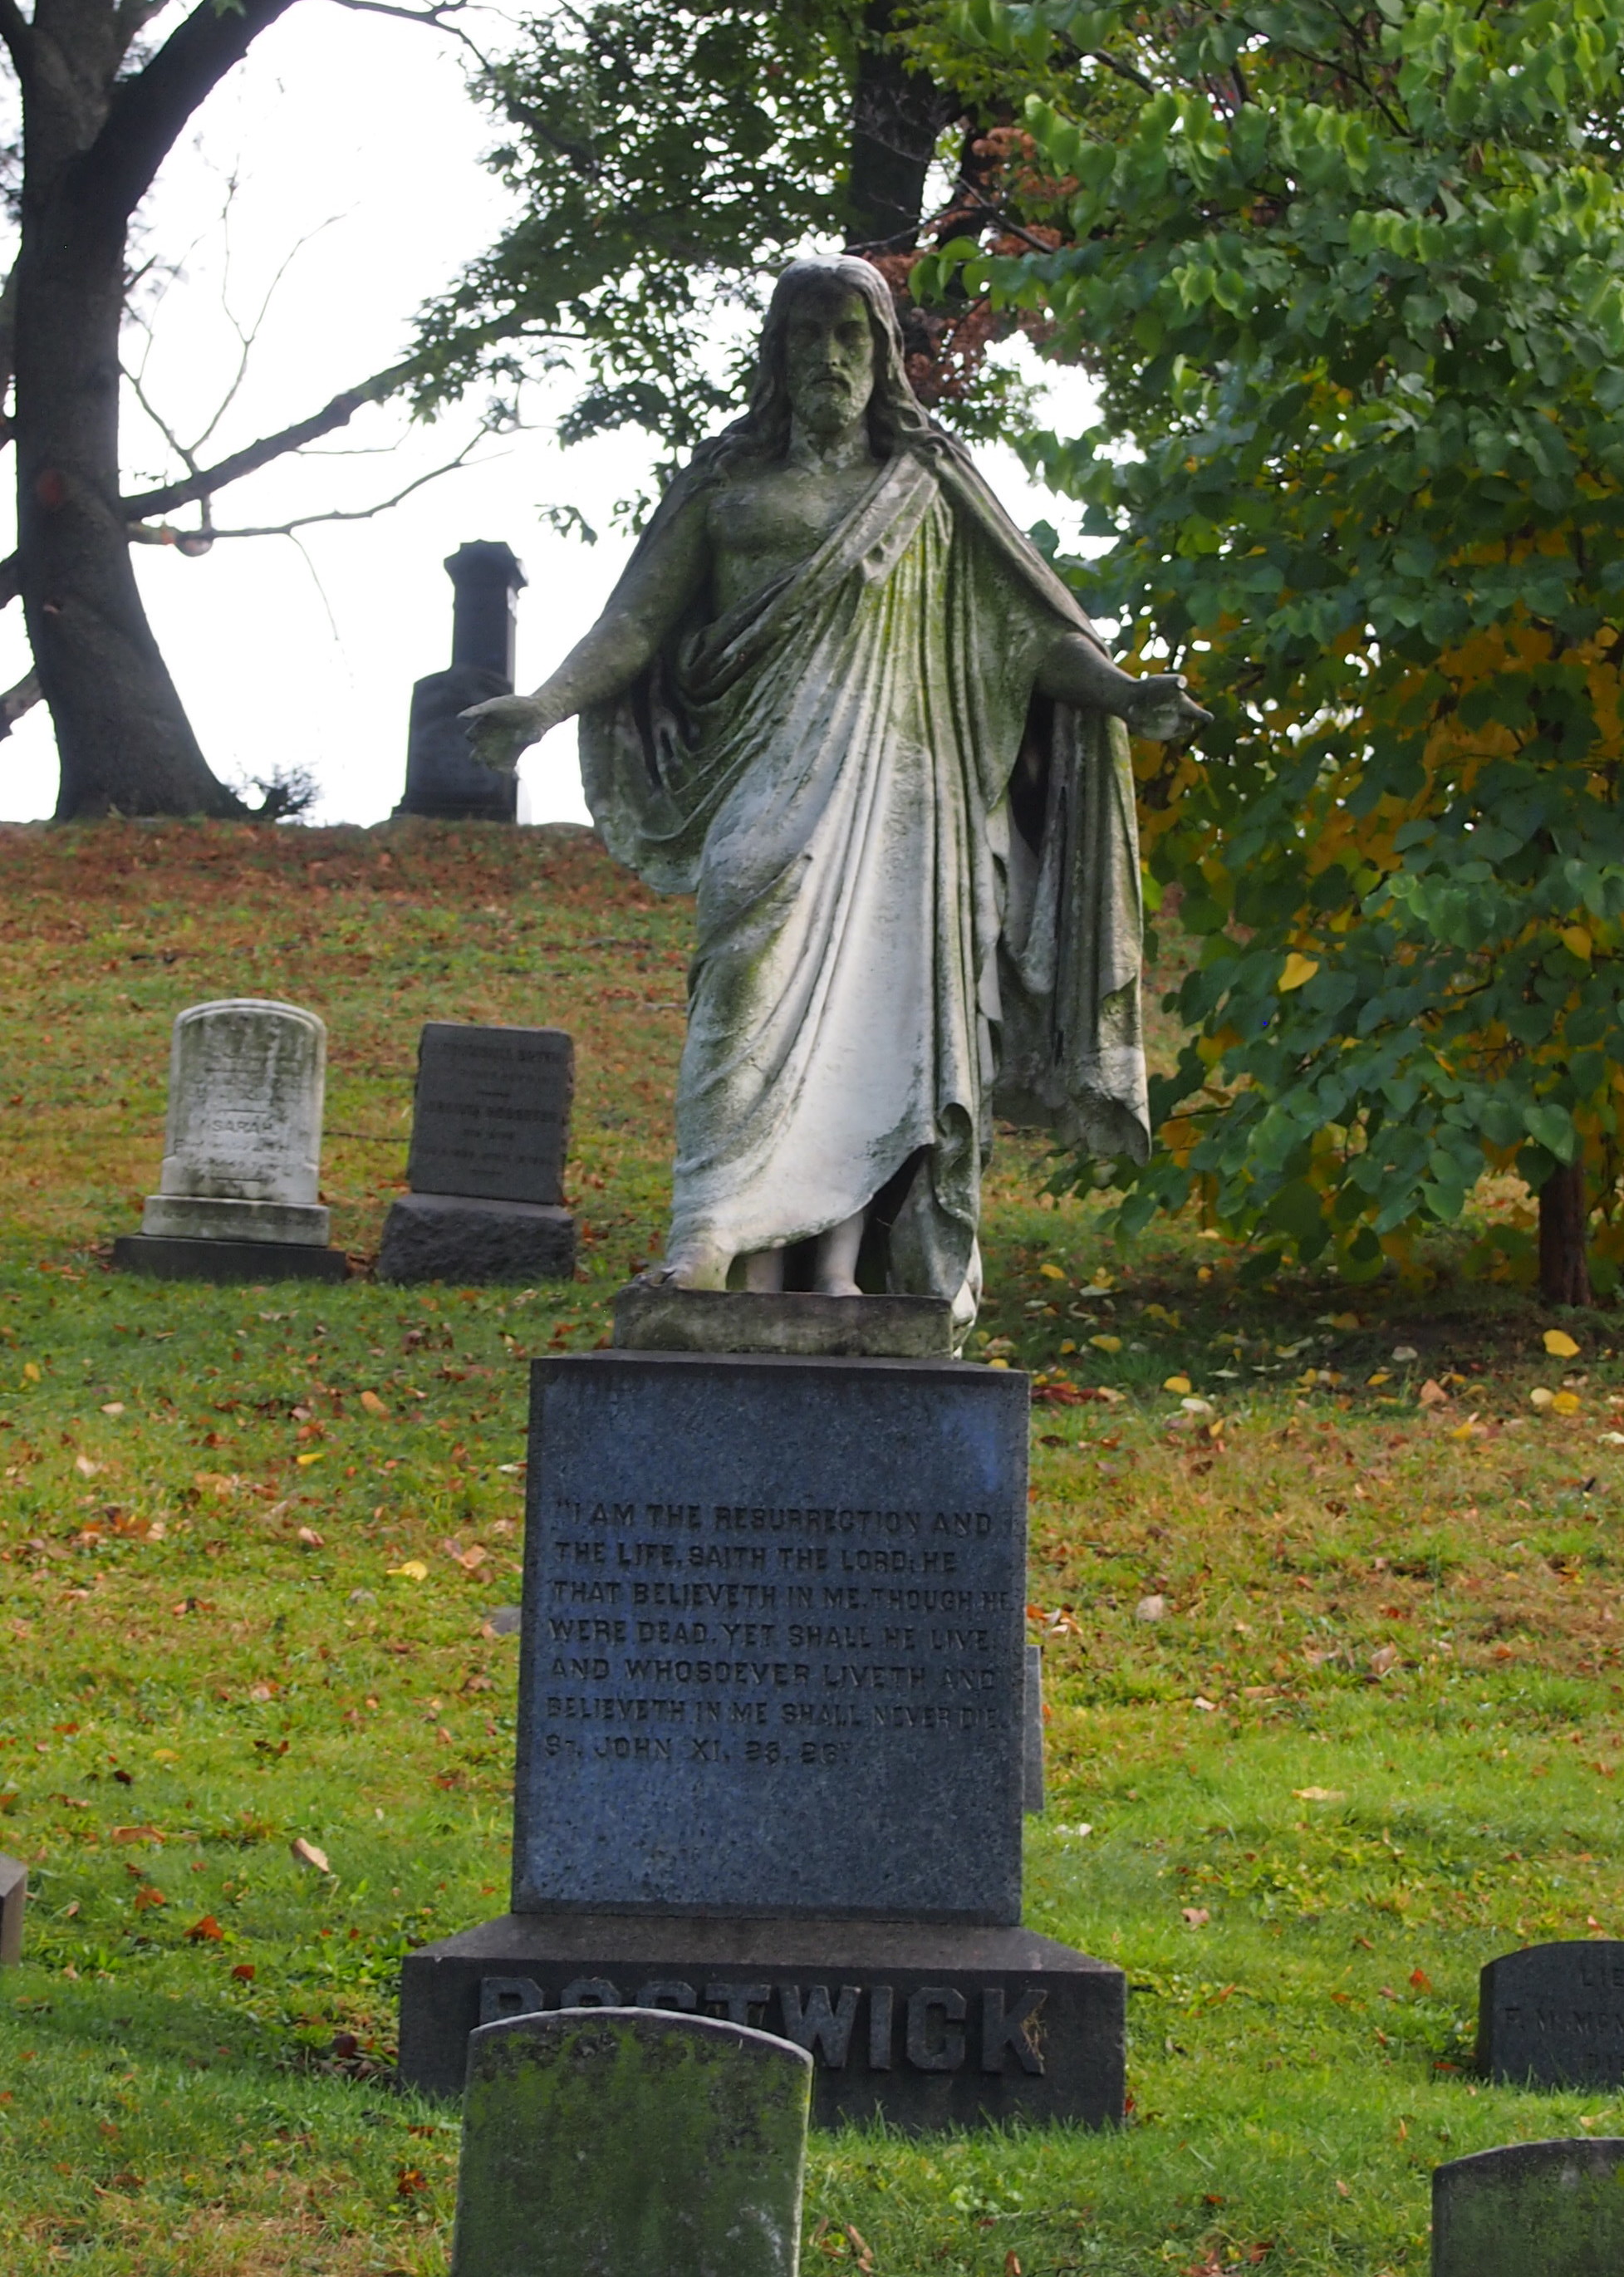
left=709, top=257, right=943, bottom=466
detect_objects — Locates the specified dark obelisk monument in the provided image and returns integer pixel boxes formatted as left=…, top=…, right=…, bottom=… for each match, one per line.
left=395, top=541, right=527, bottom=822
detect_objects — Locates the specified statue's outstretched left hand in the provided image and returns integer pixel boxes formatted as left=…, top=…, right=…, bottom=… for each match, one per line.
left=1126, top=675, right=1212, bottom=744
left=459, top=694, right=552, bottom=776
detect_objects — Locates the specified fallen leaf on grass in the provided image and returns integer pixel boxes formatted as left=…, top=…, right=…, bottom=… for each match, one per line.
left=290, top=1837, right=330, bottom=1874
left=1392, top=1345, right=1418, bottom=1363
left=295, top=1450, right=326, bottom=1468
left=132, top=1885, right=164, bottom=1911
left=185, top=1916, right=223, bottom=1942
left=1038, top=1263, right=1066, bottom=1283
left=360, top=1390, right=390, bottom=1417
left=101, top=1401, right=125, bottom=1416
left=1370, top=1645, right=1400, bottom=1677
left=231, top=1963, right=255, bottom=1981
left=1090, top=1334, right=1122, bottom=1354
left=1163, top=1374, right=1193, bottom=1395
left=388, top=1560, right=429, bottom=1582
left=74, top=1455, right=101, bottom=1478
left=1552, top=1391, right=1582, bottom=1416
left=1136, top=1595, right=1167, bottom=1622
left=1418, top=1380, right=1448, bottom=1407
left=1530, top=1387, right=1556, bottom=1410
left=1293, top=1786, right=1346, bottom=1803
left=110, top=1826, right=164, bottom=1844
left=1182, top=1906, right=1210, bottom=1926
left=1192, top=1695, right=1219, bottom=1712
left=297, top=1526, right=325, bottom=1549
left=1409, top=1966, right=1432, bottom=1991
left=1543, top=1329, right=1582, bottom=1358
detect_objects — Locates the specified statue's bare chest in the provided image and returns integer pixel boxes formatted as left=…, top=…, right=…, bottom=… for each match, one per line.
left=707, top=464, right=878, bottom=611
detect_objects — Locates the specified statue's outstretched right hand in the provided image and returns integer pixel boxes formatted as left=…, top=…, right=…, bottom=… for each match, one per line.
left=459, top=694, right=550, bottom=776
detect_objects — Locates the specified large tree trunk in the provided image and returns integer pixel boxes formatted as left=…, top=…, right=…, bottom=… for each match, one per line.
left=1538, top=1157, right=1592, bottom=1308
left=846, top=0, right=951, bottom=253
left=16, top=181, right=244, bottom=819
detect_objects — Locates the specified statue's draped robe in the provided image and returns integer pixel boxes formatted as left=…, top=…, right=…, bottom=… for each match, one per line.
left=581, top=440, right=1150, bottom=1322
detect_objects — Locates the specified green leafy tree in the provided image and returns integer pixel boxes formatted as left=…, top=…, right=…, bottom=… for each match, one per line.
left=410, top=0, right=1047, bottom=487
left=920, top=0, right=1624, bottom=1302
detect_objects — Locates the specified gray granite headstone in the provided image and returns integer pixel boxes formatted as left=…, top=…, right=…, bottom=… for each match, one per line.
left=395, top=542, right=526, bottom=822
left=1479, top=1941, right=1624, bottom=2088
left=377, top=1023, right=576, bottom=1284
left=1433, top=2139, right=1624, bottom=2277
left=407, top=1024, right=572, bottom=1202
left=512, top=1350, right=1027, bottom=1923
left=115, top=999, right=348, bottom=1283
left=0, top=1853, right=25, bottom=1965
left=449, top=2008, right=810, bottom=2277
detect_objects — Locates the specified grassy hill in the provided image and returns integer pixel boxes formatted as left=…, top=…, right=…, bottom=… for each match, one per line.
left=0, top=821, right=1617, bottom=2275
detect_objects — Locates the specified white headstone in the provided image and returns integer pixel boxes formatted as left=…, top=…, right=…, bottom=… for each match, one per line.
left=140, top=999, right=330, bottom=1246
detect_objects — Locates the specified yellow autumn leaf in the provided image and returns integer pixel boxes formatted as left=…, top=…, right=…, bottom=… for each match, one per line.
left=1091, top=1334, right=1123, bottom=1354
left=1325, top=1312, right=1360, bottom=1332
left=360, top=1389, right=390, bottom=1416
left=1038, top=1263, right=1067, bottom=1283
left=387, top=1559, right=429, bottom=1581
left=1366, top=1371, right=1391, bottom=1386
left=1560, top=925, right=1593, bottom=960
left=1278, top=952, right=1319, bottom=992
left=1543, top=1329, right=1581, bottom=1358
left=1552, top=1391, right=1582, bottom=1416
left=1164, top=1374, right=1193, bottom=1394
left=987, top=1357, right=1009, bottom=1370
left=1058, top=1339, right=1077, bottom=1356
left=22, top=1361, right=40, bottom=1382
left=295, top=1450, right=325, bottom=1468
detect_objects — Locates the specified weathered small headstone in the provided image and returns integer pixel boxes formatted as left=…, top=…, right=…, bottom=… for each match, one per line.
left=377, top=1023, right=576, bottom=1283
left=114, top=999, right=347, bottom=1282
left=448, top=2008, right=810, bottom=2277
left=0, top=1853, right=26, bottom=1965
left=1433, top=2138, right=1624, bottom=2277
left=1479, top=1940, right=1624, bottom=2089
left=395, top=542, right=526, bottom=822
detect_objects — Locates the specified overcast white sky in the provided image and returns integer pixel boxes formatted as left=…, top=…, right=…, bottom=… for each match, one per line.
left=0, top=0, right=1093, bottom=829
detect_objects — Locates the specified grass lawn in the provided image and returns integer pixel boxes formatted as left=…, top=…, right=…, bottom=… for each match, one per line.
left=0, top=819, right=1618, bottom=2275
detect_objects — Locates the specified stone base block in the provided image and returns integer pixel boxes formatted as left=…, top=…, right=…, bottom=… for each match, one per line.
left=112, top=1234, right=350, bottom=1284
left=141, top=1193, right=330, bottom=1244
left=398, top=1912, right=1124, bottom=2130
left=613, top=1283, right=955, bottom=1359
left=377, top=1192, right=576, bottom=1284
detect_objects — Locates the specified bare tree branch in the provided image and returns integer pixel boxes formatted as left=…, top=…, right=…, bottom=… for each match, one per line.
left=0, top=669, right=40, bottom=739
left=329, top=0, right=490, bottom=66
left=127, top=433, right=492, bottom=543
left=119, top=357, right=416, bottom=519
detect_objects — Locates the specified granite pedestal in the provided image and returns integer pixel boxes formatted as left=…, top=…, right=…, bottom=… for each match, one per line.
left=401, top=1912, right=1124, bottom=2129
left=112, top=1234, right=349, bottom=1283
left=378, top=1023, right=576, bottom=1284
left=397, top=1345, right=1123, bottom=2127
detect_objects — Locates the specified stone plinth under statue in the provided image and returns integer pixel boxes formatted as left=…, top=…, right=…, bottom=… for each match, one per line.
left=397, top=1333, right=1123, bottom=2128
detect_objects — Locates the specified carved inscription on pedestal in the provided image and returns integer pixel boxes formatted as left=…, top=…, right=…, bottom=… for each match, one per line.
left=514, top=1355, right=1029, bottom=1923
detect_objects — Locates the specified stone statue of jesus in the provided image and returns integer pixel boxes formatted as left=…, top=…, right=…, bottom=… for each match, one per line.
left=465, top=257, right=1207, bottom=1329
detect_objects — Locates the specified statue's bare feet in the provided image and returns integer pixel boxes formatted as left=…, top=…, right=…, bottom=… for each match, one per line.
left=653, top=1236, right=732, bottom=1290
left=812, top=1209, right=865, bottom=1298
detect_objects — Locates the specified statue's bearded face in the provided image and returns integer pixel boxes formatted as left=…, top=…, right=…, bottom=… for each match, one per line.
left=783, top=285, right=876, bottom=438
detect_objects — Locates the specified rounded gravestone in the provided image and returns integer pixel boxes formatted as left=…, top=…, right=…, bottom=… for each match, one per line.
left=449, top=2008, right=812, bottom=2277
left=141, top=999, right=329, bottom=1244
left=1433, top=2138, right=1624, bottom=2277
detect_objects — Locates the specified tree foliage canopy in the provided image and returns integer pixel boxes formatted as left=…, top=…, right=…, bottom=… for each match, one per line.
left=920, top=0, right=1624, bottom=1290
